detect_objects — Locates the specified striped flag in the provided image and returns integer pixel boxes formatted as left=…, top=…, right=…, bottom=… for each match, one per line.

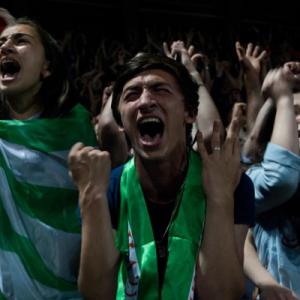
left=0, top=105, right=97, bottom=300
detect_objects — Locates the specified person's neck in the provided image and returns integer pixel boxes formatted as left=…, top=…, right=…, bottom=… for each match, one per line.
left=136, top=147, right=189, bottom=204
left=7, top=95, right=43, bottom=120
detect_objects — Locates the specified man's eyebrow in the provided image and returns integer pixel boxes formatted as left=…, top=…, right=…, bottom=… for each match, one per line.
left=122, top=84, right=141, bottom=93
left=123, top=81, right=170, bottom=91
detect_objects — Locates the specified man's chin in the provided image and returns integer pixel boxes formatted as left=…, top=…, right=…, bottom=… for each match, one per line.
left=135, top=148, right=166, bottom=162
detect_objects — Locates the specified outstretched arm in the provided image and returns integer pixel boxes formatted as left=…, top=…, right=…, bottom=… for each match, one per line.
left=242, top=61, right=300, bottom=163
left=242, top=98, right=274, bottom=163
left=163, top=40, right=224, bottom=149
left=196, top=107, right=245, bottom=299
left=68, top=143, right=119, bottom=300
left=263, top=63, right=300, bottom=155
left=0, top=7, right=15, bottom=28
left=94, top=85, right=129, bottom=168
left=246, top=63, right=300, bottom=213
left=235, top=41, right=267, bottom=133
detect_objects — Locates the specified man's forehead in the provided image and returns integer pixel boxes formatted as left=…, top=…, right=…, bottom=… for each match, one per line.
left=122, top=69, right=177, bottom=89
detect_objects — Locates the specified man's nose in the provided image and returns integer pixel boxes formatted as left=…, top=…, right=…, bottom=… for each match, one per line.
left=138, top=89, right=156, bottom=111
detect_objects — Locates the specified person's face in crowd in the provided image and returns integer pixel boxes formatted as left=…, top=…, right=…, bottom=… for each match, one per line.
left=0, top=24, right=50, bottom=100
left=118, top=69, right=195, bottom=162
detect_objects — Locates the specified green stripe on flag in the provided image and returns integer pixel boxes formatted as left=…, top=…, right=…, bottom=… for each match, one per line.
left=0, top=291, right=7, bottom=300
left=0, top=154, right=80, bottom=233
left=0, top=105, right=97, bottom=152
left=0, top=201, right=76, bottom=291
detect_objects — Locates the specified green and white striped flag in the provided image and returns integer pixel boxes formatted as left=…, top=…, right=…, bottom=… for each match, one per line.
left=0, top=105, right=97, bottom=300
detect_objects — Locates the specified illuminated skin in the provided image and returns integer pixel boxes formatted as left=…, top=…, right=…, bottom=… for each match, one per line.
left=0, top=24, right=50, bottom=118
left=118, top=69, right=195, bottom=167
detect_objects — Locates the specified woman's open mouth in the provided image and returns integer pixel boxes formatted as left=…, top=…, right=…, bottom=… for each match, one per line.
left=0, top=58, right=21, bottom=82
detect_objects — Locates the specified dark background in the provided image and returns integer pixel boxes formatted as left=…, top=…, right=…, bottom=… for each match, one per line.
left=2, top=0, right=299, bottom=116
left=2, top=0, right=299, bottom=40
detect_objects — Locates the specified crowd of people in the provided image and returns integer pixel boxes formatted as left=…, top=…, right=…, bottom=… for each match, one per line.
left=0, top=6, right=299, bottom=300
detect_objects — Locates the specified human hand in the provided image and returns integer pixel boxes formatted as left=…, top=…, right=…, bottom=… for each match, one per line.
left=197, top=110, right=241, bottom=203
left=259, top=284, right=300, bottom=300
left=231, top=102, right=247, bottom=130
left=262, top=67, right=293, bottom=101
left=283, top=61, right=300, bottom=90
left=68, top=143, right=111, bottom=201
left=0, top=7, right=15, bottom=27
left=163, top=40, right=204, bottom=73
left=101, top=84, right=114, bottom=110
left=235, top=41, right=267, bottom=84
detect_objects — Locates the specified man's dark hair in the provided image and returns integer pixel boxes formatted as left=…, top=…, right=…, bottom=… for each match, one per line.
left=111, top=53, right=199, bottom=143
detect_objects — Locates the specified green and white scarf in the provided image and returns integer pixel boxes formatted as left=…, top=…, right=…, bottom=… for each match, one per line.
left=0, top=105, right=97, bottom=300
left=116, top=150, right=206, bottom=300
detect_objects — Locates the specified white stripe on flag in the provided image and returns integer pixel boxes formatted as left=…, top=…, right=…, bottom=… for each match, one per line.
left=0, top=168, right=81, bottom=281
left=0, top=139, right=75, bottom=189
left=0, top=250, right=82, bottom=300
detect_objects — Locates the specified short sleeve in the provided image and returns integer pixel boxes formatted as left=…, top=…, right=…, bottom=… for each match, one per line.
left=246, top=143, right=300, bottom=214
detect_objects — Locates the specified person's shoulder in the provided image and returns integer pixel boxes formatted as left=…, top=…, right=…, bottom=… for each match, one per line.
left=111, top=164, right=125, bottom=177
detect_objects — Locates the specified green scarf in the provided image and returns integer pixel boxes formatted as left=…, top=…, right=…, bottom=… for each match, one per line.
left=116, top=150, right=206, bottom=300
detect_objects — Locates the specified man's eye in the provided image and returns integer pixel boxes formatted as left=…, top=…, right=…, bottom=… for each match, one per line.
left=124, top=92, right=139, bottom=102
left=154, top=87, right=170, bottom=93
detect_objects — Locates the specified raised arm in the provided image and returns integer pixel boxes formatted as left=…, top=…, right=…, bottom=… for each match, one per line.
left=68, top=143, right=119, bottom=300
left=242, top=98, right=274, bottom=163
left=163, top=40, right=224, bottom=149
left=246, top=63, right=300, bottom=212
left=235, top=41, right=267, bottom=133
left=196, top=109, right=245, bottom=299
left=94, top=84, right=129, bottom=168
left=0, top=7, right=15, bottom=28
left=262, top=63, right=299, bottom=154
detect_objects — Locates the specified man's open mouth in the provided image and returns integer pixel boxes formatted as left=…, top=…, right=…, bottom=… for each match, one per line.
left=0, top=58, right=21, bottom=80
left=137, top=117, right=164, bottom=145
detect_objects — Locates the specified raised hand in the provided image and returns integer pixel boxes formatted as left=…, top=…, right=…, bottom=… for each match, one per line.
left=68, top=142, right=111, bottom=208
left=163, top=40, right=205, bottom=73
left=262, top=61, right=300, bottom=99
left=259, top=284, right=300, bottom=300
left=196, top=106, right=245, bottom=300
left=261, top=67, right=293, bottom=101
left=0, top=7, right=15, bottom=27
left=197, top=113, right=241, bottom=202
left=235, top=41, right=267, bottom=82
left=283, top=61, right=300, bottom=89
